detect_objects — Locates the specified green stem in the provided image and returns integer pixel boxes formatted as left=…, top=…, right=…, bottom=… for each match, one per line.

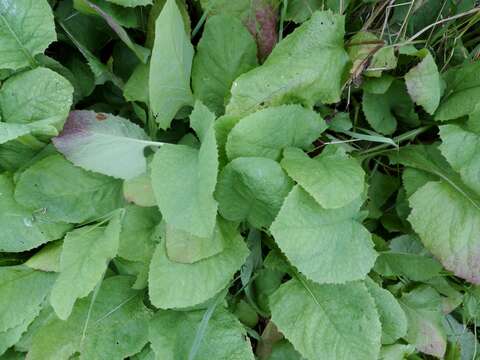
left=355, top=125, right=432, bottom=160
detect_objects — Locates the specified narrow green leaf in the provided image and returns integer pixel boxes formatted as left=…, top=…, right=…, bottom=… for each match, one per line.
left=149, top=0, right=194, bottom=129
left=50, top=211, right=122, bottom=319
left=151, top=102, right=218, bottom=238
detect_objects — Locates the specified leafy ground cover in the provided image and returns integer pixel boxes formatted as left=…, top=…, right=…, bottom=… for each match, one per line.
left=0, top=0, right=480, bottom=359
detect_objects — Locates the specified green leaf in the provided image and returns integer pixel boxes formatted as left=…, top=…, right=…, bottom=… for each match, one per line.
left=53, top=110, right=158, bottom=180
left=379, top=344, right=415, bottom=360
left=281, top=146, right=365, bottom=209
left=0, top=267, right=55, bottom=356
left=362, top=75, right=394, bottom=94
left=405, top=52, right=442, bottom=114
left=0, top=174, right=71, bottom=253
left=149, top=0, right=194, bottom=129
left=0, top=266, right=55, bottom=333
left=0, top=118, right=63, bottom=145
left=58, top=20, right=123, bottom=88
left=123, top=171, right=157, bottom=207
left=148, top=220, right=249, bottom=309
left=14, top=154, right=123, bottom=223
left=226, top=105, right=327, bottom=161
left=84, top=1, right=150, bottom=63
left=439, top=124, right=480, bottom=195
left=408, top=180, right=480, bottom=284
left=269, top=340, right=305, bottom=360
left=374, top=252, right=443, bottom=282
left=399, top=286, right=447, bottom=358
left=392, top=145, right=480, bottom=283
left=192, top=15, right=258, bottom=115
left=118, top=205, right=160, bottom=263
left=124, top=63, right=149, bottom=104
left=0, top=67, right=73, bottom=124
left=270, top=278, right=381, bottom=360
left=165, top=221, right=225, bottom=264
left=50, top=211, right=122, bottom=320
left=151, top=102, right=218, bottom=238
left=149, top=307, right=255, bottom=359
left=362, top=80, right=417, bottom=135
left=270, top=186, right=377, bottom=283
left=216, top=157, right=293, bottom=228
left=0, top=0, right=56, bottom=70
left=364, top=278, right=407, bottom=345
left=435, top=62, right=480, bottom=121
left=28, top=276, right=151, bottom=360
left=286, top=0, right=322, bottom=23
left=226, top=11, right=349, bottom=116
left=25, top=241, right=63, bottom=272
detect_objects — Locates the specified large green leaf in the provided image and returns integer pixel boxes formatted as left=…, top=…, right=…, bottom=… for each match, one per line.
left=151, top=102, right=218, bottom=238
left=149, top=307, right=255, bottom=359
left=0, top=67, right=73, bottom=124
left=270, top=278, right=381, bottom=360
left=149, top=0, right=194, bottom=129
left=216, top=157, right=293, bottom=228
left=226, top=105, right=327, bottom=161
left=28, top=276, right=151, bottom=360
left=226, top=11, right=348, bottom=116
left=0, top=174, right=71, bottom=252
left=0, top=0, right=56, bottom=70
left=435, top=62, right=480, bottom=121
left=270, top=186, right=377, bottom=283
left=53, top=110, right=158, bottom=180
left=439, top=123, right=480, bottom=195
left=392, top=145, right=480, bottom=283
left=364, top=278, right=407, bottom=345
left=408, top=180, right=480, bottom=284
left=192, top=15, right=257, bottom=115
left=50, top=211, right=122, bottom=320
left=405, top=52, right=442, bottom=115
left=14, top=154, right=123, bottom=224
left=399, top=286, right=447, bottom=358
left=281, top=146, right=365, bottom=209
left=148, top=220, right=248, bottom=309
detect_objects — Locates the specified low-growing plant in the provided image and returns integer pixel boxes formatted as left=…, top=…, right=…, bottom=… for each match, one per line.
left=0, top=0, right=480, bottom=359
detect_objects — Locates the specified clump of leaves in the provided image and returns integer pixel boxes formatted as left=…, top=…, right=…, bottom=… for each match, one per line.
left=1, top=0, right=480, bottom=359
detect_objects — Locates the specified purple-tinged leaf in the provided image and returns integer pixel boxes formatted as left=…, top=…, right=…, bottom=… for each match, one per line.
left=53, top=110, right=162, bottom=180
